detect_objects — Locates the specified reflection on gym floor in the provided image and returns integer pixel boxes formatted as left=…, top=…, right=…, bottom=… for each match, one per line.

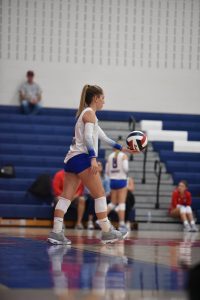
left=0, top=228, right=200, bottom=300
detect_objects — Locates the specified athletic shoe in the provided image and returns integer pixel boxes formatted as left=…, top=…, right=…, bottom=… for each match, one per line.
left=190, top=224, right=199, bottom=232
left=75, top=223, right=84, bottom=230
left=183, top=223, right=191, bottom=232
left=119, top=224, right=129, bottom=233
left=87, top=220, right=94, bottom=230
left=47, top=230, right=72, bottom=245
left=101, top=228, right=125, bottom=244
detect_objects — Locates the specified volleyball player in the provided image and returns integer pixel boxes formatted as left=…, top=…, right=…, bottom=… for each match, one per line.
left=48, top=85, right=137, bottom=245
left=106, top=146, right=129, bottom=232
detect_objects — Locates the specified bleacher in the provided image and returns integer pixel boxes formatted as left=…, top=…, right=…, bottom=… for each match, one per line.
left=0, top=105, right=200, bottom=226
left=141, top=119, right=200, bottom=223
left=0, top=105, right=107, bottom=223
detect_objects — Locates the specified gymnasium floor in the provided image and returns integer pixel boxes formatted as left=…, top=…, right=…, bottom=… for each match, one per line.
left=0, top=228, right=200, bottom=300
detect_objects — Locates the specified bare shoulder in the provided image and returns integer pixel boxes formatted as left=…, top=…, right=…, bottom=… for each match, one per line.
left=82, top=109, right=96, bottom=123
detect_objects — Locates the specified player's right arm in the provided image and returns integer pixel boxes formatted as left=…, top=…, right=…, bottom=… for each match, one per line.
left=82, top=110, right=99, bottom=174
left=122, top=154, right=129, bottom=173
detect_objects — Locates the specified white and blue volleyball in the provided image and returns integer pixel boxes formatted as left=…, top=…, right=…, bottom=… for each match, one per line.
left=126, top=131, right=148, bottom=152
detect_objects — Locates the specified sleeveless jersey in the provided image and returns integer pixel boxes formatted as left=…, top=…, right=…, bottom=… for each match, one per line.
left=106, top=151, right=128, bottom=180
left=64, top=107, right=98, bottom=163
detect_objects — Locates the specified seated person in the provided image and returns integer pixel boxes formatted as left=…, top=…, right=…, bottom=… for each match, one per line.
left=19, top=70, right=42, bottom=114
left=125, top=177, right=135, bottom=230
left=52, top=169, right=86, bottom=229
left=169, top=180, right=198, bottom=232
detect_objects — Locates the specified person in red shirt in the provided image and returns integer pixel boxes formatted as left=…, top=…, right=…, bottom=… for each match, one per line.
left=169, top=180, right=198, bottom=232
left=52, top=169, right=86, bottom=229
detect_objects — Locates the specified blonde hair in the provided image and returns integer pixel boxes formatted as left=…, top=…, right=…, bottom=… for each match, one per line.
left=76, top=84, right=103, bottom=117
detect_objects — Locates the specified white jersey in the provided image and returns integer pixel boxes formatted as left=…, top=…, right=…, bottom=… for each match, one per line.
left=64, top=107, right=98, bottom=163
left=106, top=151, right=128, bottom=180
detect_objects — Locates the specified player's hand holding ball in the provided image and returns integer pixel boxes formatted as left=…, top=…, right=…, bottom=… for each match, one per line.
left=124, top=130, right=148, bottom=153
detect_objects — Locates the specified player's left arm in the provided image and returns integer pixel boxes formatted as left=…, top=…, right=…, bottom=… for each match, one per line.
left=98, top=126, right=139, bottom=154
left=98, top=125, right=122, bottom=150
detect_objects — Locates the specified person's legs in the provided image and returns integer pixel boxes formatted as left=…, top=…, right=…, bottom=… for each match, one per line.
left=116, top=187, right=127, bottom=226
left=31, top=102, right=42, bottom=115
left=170, top=208, right=181, bottom=218
left=171, top=206, right=187, bottom=222
left=87, top=194, right=95, bottom=229
left=21, top=100, right=31, bottom=114
left=170, top=206, right=190, bottom=231
left=48, top=172, right=80, bottom=244
left=78, top=169, right=107, bottom=221
left=75, top=196, right=86, bottom=229
left=107, top=189, right=117, bottom=214
left=78, top=168, right=127, bottom=242
left=179, top=206, right=191, bottom=231
left=125, top=191, right=135, bottom=229
left=186, top=206, right=198, bottom=231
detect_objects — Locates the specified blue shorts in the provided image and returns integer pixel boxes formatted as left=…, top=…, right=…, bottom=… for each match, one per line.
left=64, top=153, right=91, bottom=174
left=110, top=179, right=127, bottom=190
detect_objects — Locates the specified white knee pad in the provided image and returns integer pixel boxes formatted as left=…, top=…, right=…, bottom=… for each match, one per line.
left=118, top=203, right=126, bottom=211
left=179, top=205, right=186, bottom=214
left=185, top=206, right=192, bottom=214
left=95, top=196, right=107, bottom=213
left=55, top=197, right=71, bottom=214
left=107, top=202, right=116, bottom=211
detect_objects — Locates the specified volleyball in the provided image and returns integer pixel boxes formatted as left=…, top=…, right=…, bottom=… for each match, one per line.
left=126, top=131, right=148, bottom=152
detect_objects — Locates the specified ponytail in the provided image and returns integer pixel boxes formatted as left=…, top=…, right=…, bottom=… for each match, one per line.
left=76, top=84, right=104, bottom=118
left=76, top=85, right=89, bottom=117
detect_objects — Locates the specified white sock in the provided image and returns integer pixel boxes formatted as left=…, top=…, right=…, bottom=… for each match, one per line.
left=183, top=220, right=189, bottom=226
left=190, top=220, right=195, bottom=225
left=53, top=217, right=63, bottom=233
left=119, top=221, right=125, bottom=226
left=98, top=217, right=111, bottom=233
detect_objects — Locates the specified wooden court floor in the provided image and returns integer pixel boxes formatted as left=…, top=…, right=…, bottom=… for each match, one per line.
left=0, top=227, right=200, bottom=300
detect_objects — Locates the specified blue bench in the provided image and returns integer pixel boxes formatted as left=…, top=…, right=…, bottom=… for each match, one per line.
left=2, top=104, right=200, bottom=122
left=0, top=190, right=50, bottom=205
left=0, top=143, right=105, bottom=158
left=0, top=204, right=54, bottom=219
left=160, top=151, right=200, bottom=162
left=163, top=121, right=200, bottom=132
left=166, top=161, right=200, bottom=173
left=0, top=123, right=74, bottom=135
left=0, top=133, right=72, bottom=146
left=152, top=142, right=173, bottom=151
left=173, top=172, right=200, bottom=184
left=0, top=113, right=76, bottom=126
left=192, top=198, right=200, bottom=211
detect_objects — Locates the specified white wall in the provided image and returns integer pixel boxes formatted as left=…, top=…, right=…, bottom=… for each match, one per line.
left=0, top=0, right=200, bottom=114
